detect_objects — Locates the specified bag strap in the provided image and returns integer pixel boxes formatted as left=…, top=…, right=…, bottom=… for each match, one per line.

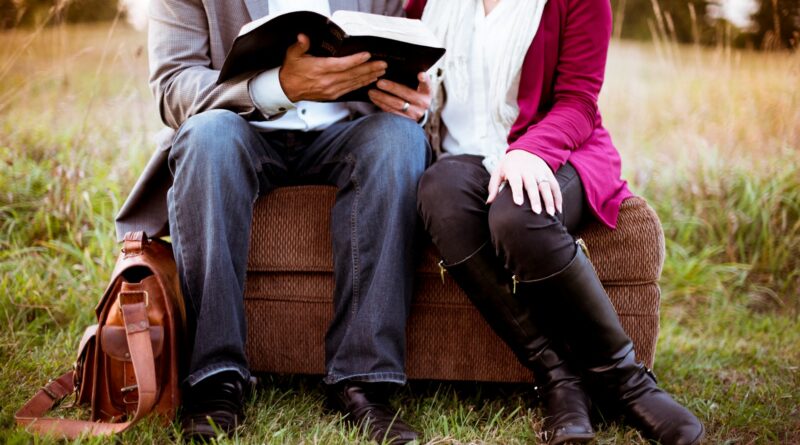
left=15, top=301, right=159, bottom=438
left=122, top=231, right=148, bottom=256
left=119, top=298, right=159, bottom=419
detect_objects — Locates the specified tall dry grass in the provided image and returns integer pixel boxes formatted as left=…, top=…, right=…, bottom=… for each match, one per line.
left=602, top=41, right=800, bottom=314
left=604, top=42, right=799, bottom=163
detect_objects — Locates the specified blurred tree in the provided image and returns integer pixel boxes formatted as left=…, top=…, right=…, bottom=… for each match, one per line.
left=747, top=0, right=800, bottom=49
left=0, top=0, right=20, bottom=28
left=65, top=0, right=122, bottom=23
left=610, top=0, right=799, bottom=50
left=3, top=0, right=796, bottom=51
left=611, top=0, right=717, bottom=44
left=1, top=0, right=120, bottom=28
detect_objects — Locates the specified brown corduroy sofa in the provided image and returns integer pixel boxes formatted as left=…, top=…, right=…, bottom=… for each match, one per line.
left=243, top=186, right=665, bottom=383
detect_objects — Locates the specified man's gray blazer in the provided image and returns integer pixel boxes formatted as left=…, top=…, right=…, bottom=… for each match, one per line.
left=115, top=0, right=405, bottom=240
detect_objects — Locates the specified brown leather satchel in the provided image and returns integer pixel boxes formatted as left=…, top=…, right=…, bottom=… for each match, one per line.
left=16, top=231, right=186, bottom=438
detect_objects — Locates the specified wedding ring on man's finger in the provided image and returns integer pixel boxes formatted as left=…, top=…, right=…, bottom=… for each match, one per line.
left=401, top=102, right=410, bottom=112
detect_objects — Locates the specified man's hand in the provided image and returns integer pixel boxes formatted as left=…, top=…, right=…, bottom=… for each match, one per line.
left=487, top=150, right=563, bottom=216
left=279, top=34, right=387, bottom=102
left=368, top=72, right=432, bottom=121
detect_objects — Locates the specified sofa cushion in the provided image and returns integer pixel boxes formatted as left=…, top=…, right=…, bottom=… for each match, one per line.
left=247, top=186, right=665, bottom=285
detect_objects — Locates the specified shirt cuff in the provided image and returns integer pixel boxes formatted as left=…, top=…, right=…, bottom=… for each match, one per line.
left=417, top=109, right=429, bottom=126
left=248, top=68, right=296, bottom=118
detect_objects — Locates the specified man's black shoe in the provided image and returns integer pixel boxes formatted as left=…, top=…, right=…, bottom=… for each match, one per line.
left=180, top=371, right=246, bottom=443
left=328, top=381, right=420, bottom=444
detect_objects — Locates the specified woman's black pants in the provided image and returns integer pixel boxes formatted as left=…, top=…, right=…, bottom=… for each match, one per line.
left=417, top=154, right=586, bottom=278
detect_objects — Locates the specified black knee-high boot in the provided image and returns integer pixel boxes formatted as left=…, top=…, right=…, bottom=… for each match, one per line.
left=445, top=242, right=594, bottom=445
left=516, top=246, right=704, bottom=445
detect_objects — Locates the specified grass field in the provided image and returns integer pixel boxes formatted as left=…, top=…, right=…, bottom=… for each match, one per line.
left=1, top=23, right=799, bottom=444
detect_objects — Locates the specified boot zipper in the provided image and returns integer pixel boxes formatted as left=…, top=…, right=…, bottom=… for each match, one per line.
left=512, top=241, right=585, bottom=296
left=438, top=260, right=446, bottom=284
left=576, top=238, right=590, bottom=260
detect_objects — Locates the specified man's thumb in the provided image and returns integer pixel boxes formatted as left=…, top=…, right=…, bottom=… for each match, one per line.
left=287, top=33, right=311, bottom=58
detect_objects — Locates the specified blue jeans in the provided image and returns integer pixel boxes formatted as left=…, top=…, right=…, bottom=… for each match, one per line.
left=167, top=110, right=430, bottom=387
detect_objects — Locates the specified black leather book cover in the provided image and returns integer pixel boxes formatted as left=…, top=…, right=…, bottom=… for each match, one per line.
left=217, top=10, right=445, bottom=102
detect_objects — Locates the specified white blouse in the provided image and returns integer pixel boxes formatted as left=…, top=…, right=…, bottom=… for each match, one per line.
left=439, top=1, right=523, bottom=173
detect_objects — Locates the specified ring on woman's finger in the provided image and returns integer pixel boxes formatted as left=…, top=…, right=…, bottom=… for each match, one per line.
left=536, top=177, right=548, bottom=184
left=401, top=102, right=410, bottom=112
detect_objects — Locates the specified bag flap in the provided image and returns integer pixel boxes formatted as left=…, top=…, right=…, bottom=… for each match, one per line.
left=76, top=324, right=98, bottom=363
left=75, top=325, right=98, bottom=405
left=98, top=233, right=185, bottom=330
left=99, top=326, right=164, bottom=361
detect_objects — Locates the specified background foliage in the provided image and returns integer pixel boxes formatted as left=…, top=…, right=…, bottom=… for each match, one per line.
left=0, top=0, right=121, bottom=28
left=611, top=0, right=800, bottom=49
left=746, top=0, right=800, bottom=48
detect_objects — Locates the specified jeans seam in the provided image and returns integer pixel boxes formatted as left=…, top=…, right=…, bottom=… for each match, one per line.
left=170, top=186, right=200, bottom=316
left=325, top=371, right=407, bottom=385
left=185, top=362, right=251, bottom=387
left=346, top=153, right=361, bottom=321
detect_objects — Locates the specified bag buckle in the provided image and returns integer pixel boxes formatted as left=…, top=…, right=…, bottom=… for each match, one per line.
left=122, top=384, right=140, bottom=404
left=72, top=361, right=82, bottom=390
left=118, top=290, right=149, bottom=309
left=41, top=378, right=70, bottom=406
left=41, top=381, right=60, bottom=400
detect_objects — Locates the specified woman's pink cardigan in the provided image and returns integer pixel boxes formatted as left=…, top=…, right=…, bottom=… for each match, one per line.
left=406, top=0, right=632, bottom=229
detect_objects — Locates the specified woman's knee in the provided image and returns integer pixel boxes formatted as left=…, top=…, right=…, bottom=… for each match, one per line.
left=417, top=159, right=478, bottom=223
left=488, top=190, right=575, bottom=278
left=418, top=159, right=493, bottom=262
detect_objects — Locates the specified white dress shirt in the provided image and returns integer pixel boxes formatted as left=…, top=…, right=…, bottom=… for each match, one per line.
left=248, top=0, right=351, bottom=132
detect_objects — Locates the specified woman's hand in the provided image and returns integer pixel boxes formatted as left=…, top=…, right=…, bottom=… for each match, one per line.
left=487, top=150, right=563, bottom=216
left=367, top=72, right=432, bottom=122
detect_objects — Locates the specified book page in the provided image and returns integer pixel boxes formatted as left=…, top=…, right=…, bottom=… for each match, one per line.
left=239, top=7, right=330, bottom=36
left=239, top=13, right=279, bottom=36
left=331, top=10, right=442, bottom=48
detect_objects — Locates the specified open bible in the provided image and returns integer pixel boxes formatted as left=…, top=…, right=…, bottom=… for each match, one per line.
left=217, top=10, right=445, bottom=102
